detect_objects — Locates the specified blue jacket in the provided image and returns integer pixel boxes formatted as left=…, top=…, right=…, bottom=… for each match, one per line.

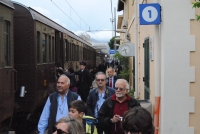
left=86, top=86, right=115, bottom=117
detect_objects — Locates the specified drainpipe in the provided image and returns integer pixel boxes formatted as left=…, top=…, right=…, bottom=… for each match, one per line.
left=154, top=0, right=161, bottom=134
left=134, top=0, right=138, bottom=98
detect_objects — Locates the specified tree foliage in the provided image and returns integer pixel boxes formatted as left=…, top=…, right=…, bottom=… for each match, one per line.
left=192, top=0, right=200, bottom=21
left=108, top=36, right=120, bottom=49
left=114, top=52, right=130, bottom=81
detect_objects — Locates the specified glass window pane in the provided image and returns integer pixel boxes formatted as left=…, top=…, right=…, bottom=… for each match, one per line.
left=42, top=34, right=47, bottom=63
left=49, top=35, right=51, bottom=62
left=52, top=37, right=55, bottom=62
left=4, top=21, right=11, bottom=66
left=64, top=40, right=67, bottom=61
left=37, top=31, right=41, bottom=63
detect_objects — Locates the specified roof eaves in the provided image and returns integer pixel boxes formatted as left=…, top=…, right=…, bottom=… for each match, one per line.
left=117, top=0, right=124, bottom=12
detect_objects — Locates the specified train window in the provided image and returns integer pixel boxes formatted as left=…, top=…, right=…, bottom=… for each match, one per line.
left=64, top=40, right=67, bottom=62
left=76, top=45, right=79, bottom=61
left=74, top=44, right=76, bottom=61
left=4, top=21, right=11, bottom=66
left=73, top=44, right=75, bottom=61
left=49, top=35, right=51, bottom=62
left=72, top=43, right=74, bottom=61
left=70, top=43, right=72, bottom=61
left=37, top=31, right=41, bottom=63
left=83, top=48, right=86, bottom=60
left=66, top=40, right=69, bottom=61
left=52, top=37, right=55, bottom=62
left=42, top=34, right=47, bottom=63
left=68, top=43, right=71, bottom=61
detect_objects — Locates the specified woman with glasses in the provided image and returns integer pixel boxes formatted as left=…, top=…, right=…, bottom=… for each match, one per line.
left=122, top=106, right=155, bottom=134
left=52, top=116, right=84, bottom=134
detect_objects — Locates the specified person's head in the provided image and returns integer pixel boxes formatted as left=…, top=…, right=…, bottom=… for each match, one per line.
left=114, top=79, right=129, bottom=99
left=68, top=100, right=87, bottom=122
left=57, top=75, right=70, bottom=95
left=68, top=68, right=74, bottom=73
left=79, top=61, right=86, bottom=70
left=122, top=106, right=155, bottom=134
left=53, top=116, right=84, bottom=134
left=107, top=67, right=115, bottom=77
left=95, top=72, right=107, bottom=89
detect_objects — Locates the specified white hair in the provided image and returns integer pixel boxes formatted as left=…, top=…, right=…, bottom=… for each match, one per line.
left=115, top=79, right=129, bottom=90
left=60, top=74, right=70, bottom=85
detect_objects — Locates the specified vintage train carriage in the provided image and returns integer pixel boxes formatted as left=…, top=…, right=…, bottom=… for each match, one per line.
left=0, top=0, right=15, bottom=130
left=62, top=31, right=96, bottom=72
left=13, top=2, right=56, bottom=118
left=12, top=1, right=96, bottom=132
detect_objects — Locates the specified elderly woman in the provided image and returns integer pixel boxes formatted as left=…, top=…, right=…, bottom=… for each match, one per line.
left=52, top=116, right=84, bottom=134
left=122, top=106, right=155, bottom=134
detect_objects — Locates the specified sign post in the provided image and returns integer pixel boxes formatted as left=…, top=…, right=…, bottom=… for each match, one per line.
left=139, top=3, right=161, bottom=25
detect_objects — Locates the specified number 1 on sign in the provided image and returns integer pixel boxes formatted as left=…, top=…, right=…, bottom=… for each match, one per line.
left=148, top=10, right=152, bottom=18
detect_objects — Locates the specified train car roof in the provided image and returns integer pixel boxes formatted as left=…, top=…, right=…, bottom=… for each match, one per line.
left=0, top=0, right=15, bottom=9
left=12, top=1, right=93, bottom=47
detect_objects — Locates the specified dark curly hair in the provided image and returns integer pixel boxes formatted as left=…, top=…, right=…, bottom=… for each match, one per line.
left=122, top=106, right=155, bottom=134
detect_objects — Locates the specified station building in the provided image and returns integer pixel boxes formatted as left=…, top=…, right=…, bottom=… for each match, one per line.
left=117, top=0, right=200, bottom=133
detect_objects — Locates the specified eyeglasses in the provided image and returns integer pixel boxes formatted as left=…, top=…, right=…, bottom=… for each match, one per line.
left=114, top=87, right=125, bottom=91
left=96, top=79, right=106, bottom=82
left=52, top=126, right=68, bottom=134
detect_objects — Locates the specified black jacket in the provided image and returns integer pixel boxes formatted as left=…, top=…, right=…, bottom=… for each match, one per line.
left=97, top=95, right=141, bottom=134
left=62, top=71, right=77, bottom=87
left=106, top=76, right=118, bottom=88
left=75, top=69, right=92, bottom=90
left=98, top=63, right=107, bottom=73
left=86, top=87, right=115, bottom=117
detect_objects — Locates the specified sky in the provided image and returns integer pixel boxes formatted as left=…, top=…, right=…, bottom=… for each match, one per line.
left=13, top=0, right=122, bottom=43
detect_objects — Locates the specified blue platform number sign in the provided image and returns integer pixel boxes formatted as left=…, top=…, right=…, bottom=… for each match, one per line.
left=139, top=3, right=161, bottom=25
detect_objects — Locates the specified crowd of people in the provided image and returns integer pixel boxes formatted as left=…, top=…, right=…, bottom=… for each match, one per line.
left=38, top=61, right=155, bottom=134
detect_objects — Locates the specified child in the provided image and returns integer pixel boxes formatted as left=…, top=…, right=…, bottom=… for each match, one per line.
left=69, top=100, right=98, bottom=134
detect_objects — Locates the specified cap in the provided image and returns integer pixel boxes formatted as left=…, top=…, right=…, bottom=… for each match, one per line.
left=79, top=61, right=86, bottom=66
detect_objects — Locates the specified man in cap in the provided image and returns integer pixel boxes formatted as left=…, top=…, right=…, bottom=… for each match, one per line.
left=75, top=61, right=92, bottom=102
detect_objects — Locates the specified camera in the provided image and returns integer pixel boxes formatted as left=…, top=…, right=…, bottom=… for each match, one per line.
left=119, top=117, right=123, bottom=121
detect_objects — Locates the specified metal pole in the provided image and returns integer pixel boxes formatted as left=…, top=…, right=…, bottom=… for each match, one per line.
left=114, top=7, right=116, bottom=56
left=134, top=0, right=138, bottom=98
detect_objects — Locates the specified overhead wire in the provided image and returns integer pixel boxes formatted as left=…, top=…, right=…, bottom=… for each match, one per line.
left=96, top=20, right=111, bottom=31
left=64, top=0, right=90, bottom=29
left=51, top=0, right=112, bottom=42
left=51, top=0, right=85, bottom=31
left=64, top=0, right=102, bottom=42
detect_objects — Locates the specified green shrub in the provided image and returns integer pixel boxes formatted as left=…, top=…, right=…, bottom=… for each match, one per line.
left=119, top=70, right=130, bottom=81
left=128, top=88, right=134, bottom=98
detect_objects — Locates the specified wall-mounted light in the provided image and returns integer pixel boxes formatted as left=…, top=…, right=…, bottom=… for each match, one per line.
left=19, top=86, right=27, bottom=97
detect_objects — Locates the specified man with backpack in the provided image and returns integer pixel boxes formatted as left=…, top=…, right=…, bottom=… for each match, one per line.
left=38, top=75, right=81, bottom=134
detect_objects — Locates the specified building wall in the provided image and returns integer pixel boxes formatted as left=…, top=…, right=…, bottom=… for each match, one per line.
left=190, top=2, right=200, bottom=134
left=125, top=0, right=156, bottom=102
left=118, top=0, right=200, bottom=133
left=159, top=0, right=195, bottom=133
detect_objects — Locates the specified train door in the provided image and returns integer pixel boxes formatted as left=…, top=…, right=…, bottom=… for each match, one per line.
left=143, top=37, right=150, bottom=99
